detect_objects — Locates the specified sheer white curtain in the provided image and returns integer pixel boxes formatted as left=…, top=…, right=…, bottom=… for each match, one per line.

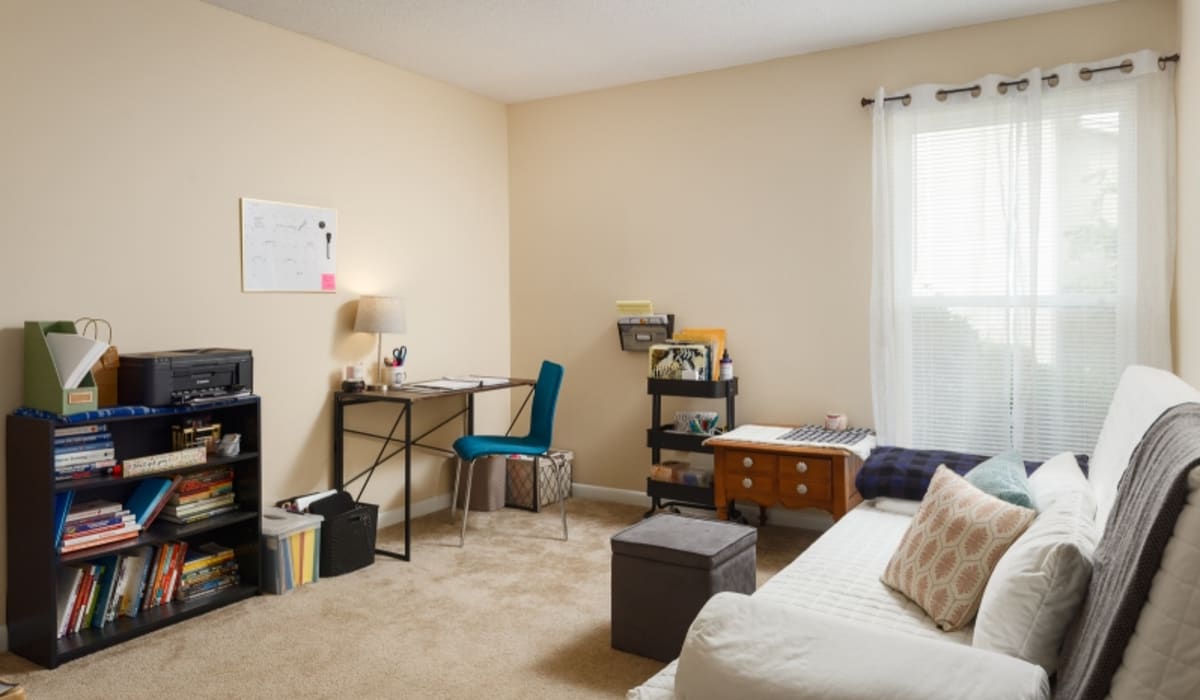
left=870, top=49, right=1176, bottom=459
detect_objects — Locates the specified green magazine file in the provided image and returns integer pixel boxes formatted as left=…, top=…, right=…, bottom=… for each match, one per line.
left=24, top=320, right=98, bottom=415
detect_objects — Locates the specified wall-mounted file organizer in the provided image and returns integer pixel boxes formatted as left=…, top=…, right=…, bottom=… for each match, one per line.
left=24, top=321, right=98, bottom=415
left=618, top=314, right=674, bottom=352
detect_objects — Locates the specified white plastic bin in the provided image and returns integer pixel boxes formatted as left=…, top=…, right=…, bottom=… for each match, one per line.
left=261, top=506, right=323, bottom=594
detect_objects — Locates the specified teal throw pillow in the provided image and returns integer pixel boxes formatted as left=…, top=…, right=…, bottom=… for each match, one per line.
left=964, top=450, right=1035, bottom=509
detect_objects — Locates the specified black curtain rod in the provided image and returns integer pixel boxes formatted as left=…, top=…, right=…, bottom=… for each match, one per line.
left=860, top=53, right=1180, bottom=107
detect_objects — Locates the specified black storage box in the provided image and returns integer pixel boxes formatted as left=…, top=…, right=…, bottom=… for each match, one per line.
left=307, top=491, right=378, bottom=577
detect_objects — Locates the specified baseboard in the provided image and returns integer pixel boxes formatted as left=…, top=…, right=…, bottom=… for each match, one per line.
left=570, top=482, right=831, bottom=532
left=376, top=493, right=452, bottom=530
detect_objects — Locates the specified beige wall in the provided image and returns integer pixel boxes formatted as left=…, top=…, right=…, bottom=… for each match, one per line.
left=508, top=0, right=1181, bottom=493
left=1179, top=0, right=1200, bottom=383
left=0, top=0, right=510, bottom=627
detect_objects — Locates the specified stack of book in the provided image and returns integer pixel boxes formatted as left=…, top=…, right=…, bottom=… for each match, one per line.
left=53, top=424, right=116, bottom=480
left=58, top=499, right=139, bottom=553
left=159, top=467, right=236, bottom=524
left=177, top=543, right=241, bottom=601
left=139, top=541, right=188, bottom=612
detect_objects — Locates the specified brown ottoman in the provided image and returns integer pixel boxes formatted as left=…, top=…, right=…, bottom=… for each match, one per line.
left=610, top=514, right=757, bottom=661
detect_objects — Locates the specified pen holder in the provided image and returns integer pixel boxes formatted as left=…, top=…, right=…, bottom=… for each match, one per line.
left=388, top=366, right=406, bottom=388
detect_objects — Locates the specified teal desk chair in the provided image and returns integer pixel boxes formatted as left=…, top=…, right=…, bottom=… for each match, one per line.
left=451, top=360, right=566, bottom=546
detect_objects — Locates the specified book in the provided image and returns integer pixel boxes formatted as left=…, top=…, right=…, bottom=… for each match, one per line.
left=53, top=491, right=74, bottom=549
left=62, top=518, right=136, bottom=542
left=183, top=544, right=235, bottom=574
left=164, top=493, right=236, bottom=517
left=144, top=544, right=171, bottom=610
left=67, top=565, right=94, bottom=634
left=81, top=562, right=106, bottom=629
left=120, top=546, right=155, bottom=617
left=125, top=477, right=175, bottom=528
left=172, top=480, right=233, bottom=504
left=143, top=475, right=183, bottom=530
left=55, top=461, right=118, bottom=481
left=54, top=438, right=115, bottom=455
left=158, top=504, right=237, bottom=525
left=65, top=499, right=123, bottom=523
left=54, top=447, right=116, bottom=467
left=44, top=331, right=109, bottom=390
left=54, top=430, right=110, bottom=447
left=64, top=512, right=135, bottom=535
left=53, top=424, right=108, bottom=438
left=164, top=541, right=188, bottom=602
left=59, top=526, right=139, bottom=553
left=55, top=567, right=84, bottom=639
left=101, top=554, right=128, bottom=625
left=177, top=575, right=238, bottom=601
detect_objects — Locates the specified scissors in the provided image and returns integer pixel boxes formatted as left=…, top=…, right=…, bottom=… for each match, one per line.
left=392, top=346, right=407, bottom=367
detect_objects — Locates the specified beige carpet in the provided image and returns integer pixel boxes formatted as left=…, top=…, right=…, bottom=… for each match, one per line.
left=0, top=500, right=816, bottom=699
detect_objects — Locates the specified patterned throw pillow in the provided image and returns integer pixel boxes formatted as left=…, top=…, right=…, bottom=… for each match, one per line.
left=881, top=465, right=1037, bottom=631
left=964, top=450, right=1035, bottom=509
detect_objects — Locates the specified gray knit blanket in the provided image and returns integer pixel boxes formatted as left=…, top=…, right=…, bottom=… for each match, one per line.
left=1056, top=402, right=1200, bottom=700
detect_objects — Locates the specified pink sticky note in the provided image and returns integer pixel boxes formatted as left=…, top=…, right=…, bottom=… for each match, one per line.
left=321, top=273, right=336, bottom=291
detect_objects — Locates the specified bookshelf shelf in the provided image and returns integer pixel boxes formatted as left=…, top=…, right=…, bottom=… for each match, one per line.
left=6, top=398, right=263, bottom=668
left=54, top=583, right=258, bottom=662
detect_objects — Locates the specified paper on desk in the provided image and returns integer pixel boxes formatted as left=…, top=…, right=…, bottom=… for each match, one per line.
left=446, top=375, right=509, bottom=387
left=410, top=379, right=481, bottom=391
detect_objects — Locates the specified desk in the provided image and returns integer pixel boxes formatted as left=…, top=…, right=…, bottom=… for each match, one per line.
left=332, top=378, right=536, bottom=561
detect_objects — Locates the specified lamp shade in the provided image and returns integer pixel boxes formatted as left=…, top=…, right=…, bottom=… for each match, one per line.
left=354, top=295, right=407, bottom=334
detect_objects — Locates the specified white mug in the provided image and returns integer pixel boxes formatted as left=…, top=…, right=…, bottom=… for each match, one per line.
left=824, top=413, right=848, bottom=431
left=389, top=366, right=407, bottom=387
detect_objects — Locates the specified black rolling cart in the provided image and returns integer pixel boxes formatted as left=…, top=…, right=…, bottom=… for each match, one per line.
left=644, top=378, right=737, bottom=517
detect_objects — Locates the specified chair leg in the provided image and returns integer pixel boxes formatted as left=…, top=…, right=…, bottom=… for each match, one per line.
left=553, top=453, right=568, bottom=541
left=451, top=457, right=463, bottom=521
left=459, top=458, right=477, bottom=547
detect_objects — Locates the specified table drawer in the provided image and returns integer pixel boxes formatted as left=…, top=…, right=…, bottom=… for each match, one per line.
left=777, top=455, right=833, bottom=507
left=724, top=472, right=777, bottom=503
left=718, top=449, right=777, bottom=476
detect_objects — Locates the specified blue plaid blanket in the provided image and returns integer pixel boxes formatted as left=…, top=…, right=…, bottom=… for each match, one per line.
left=856, top=446, right=1090, bottom=501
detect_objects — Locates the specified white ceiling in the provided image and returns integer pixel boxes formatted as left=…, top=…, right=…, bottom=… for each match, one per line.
left=201, top=0, right=1112, bottom=103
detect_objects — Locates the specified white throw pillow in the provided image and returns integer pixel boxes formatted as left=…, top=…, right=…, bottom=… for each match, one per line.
left=973, top=479, right=1098, bottom=672
left=1028, top=452, right=1095, bottom=517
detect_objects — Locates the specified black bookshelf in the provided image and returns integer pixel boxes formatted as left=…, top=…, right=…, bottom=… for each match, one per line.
left=644, top=378, right=737, bottom=517
left=5, top=398, right=263, bottom=668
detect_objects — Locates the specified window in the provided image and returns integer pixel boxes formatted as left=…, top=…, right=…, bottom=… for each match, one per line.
left=871, top=55, right=1174, bottom=459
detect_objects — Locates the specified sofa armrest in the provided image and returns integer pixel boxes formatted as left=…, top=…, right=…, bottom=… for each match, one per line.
left=675, top=593, right=1049, bottom=700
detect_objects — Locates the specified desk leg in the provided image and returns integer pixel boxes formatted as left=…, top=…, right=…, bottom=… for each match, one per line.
left=467, top=393, right=475, bottom=435
left=403, top=404, right=411, bottom=560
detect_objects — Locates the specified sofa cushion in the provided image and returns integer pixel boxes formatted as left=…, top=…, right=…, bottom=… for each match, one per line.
left=965, top=450, right=1035, bottom=508
left=674, top=593, right=1050, bottom=700
left=1088, top=365, right=1200, bottom=531
left=857, top=446, right=1089, bottom=502
left=1028, top=452, right=1096, bottom=515
left=882, top=466, right=1036, bottom=631
left=973, top=486, right=1098, bottom=672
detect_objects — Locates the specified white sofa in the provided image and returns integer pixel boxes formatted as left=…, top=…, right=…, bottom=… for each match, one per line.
left=629, top=366, right=1200, bottom=700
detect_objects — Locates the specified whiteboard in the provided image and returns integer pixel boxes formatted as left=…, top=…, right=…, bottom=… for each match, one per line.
left=240, top=198, right=337, bottom=292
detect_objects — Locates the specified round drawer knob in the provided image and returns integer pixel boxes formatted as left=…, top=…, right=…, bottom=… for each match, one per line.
left=742, top=457, right=754, bottom=468
left=742, top=478, right=753, bottom=489
left=795, top=461, right=808, bottom=473
left=796, top=484, right=808, bottom=495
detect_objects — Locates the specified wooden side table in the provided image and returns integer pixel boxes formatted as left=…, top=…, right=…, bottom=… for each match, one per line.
left=712, top=440, right=864, bottom=525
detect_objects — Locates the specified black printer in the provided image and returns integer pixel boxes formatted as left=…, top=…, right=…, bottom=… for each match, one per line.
left=117, top=349, right=253, bottom=406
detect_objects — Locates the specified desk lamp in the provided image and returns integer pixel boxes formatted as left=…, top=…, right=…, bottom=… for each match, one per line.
left=354, top=295, right=406, bottom=386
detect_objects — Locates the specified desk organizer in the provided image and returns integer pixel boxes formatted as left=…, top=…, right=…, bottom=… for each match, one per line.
left=23, top=321, right=98, bottom=416
left=618, top=314, right=674, bottom=351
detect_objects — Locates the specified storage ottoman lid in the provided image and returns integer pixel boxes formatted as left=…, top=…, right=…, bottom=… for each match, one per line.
left=611, top=514, right=756, bottom=569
